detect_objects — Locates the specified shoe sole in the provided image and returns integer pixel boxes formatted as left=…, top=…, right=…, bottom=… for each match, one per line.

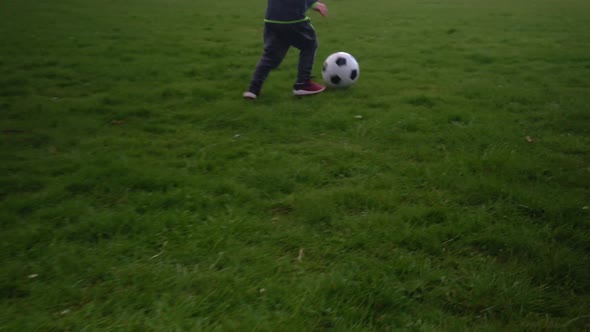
left=243, top=92, right=257, bottom=100
left=292, top=87, right=326, bottom=96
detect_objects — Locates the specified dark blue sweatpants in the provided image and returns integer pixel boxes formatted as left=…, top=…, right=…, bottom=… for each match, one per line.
left=247, top=21, right=318, bottom=95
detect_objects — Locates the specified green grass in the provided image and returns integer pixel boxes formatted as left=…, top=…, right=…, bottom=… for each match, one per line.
left=1, top=0, right=590, bottom=330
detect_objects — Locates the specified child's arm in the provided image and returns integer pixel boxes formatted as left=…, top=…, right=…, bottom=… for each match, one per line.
left=312, top=1, right=328, bottom=17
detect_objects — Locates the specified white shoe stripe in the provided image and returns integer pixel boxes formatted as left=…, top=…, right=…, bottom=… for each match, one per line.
left=292, top=87, right=326, bottom=96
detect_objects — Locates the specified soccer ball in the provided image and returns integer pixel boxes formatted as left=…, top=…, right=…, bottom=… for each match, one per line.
left=321, top=52, right=360, bottom=88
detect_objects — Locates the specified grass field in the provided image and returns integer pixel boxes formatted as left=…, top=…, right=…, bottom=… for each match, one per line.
left=1, top=0, right=590, bottom=330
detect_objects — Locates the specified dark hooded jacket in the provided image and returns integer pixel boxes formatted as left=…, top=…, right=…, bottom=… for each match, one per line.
left=265, top=0, right=318, bottom=23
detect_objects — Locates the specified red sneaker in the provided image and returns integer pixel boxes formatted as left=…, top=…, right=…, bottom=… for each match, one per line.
left=293, top=80, right=326, bottom=96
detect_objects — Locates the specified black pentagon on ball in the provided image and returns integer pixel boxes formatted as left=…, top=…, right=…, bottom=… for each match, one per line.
left=322, top=62, right=327, bottom=72
left=335, top=57, right=347, bottom=66
left=350, top=69, right=358, bottom=80
left=330, top=75, right=342, bottom=85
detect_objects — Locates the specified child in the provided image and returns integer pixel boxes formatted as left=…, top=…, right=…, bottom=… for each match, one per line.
left=243, top=0, right=328, bottom=100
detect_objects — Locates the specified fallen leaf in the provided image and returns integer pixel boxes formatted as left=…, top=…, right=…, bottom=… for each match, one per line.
left=525, top=136, right=535, bottom=143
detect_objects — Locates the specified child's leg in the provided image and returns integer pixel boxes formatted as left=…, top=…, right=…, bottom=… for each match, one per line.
left=248, top=24, right=290, bottom=95
left=289, top=22, right=318, bottom=84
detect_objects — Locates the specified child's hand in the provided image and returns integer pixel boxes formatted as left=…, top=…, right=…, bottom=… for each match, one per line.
left=313, top=2, right=328, bottom=17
